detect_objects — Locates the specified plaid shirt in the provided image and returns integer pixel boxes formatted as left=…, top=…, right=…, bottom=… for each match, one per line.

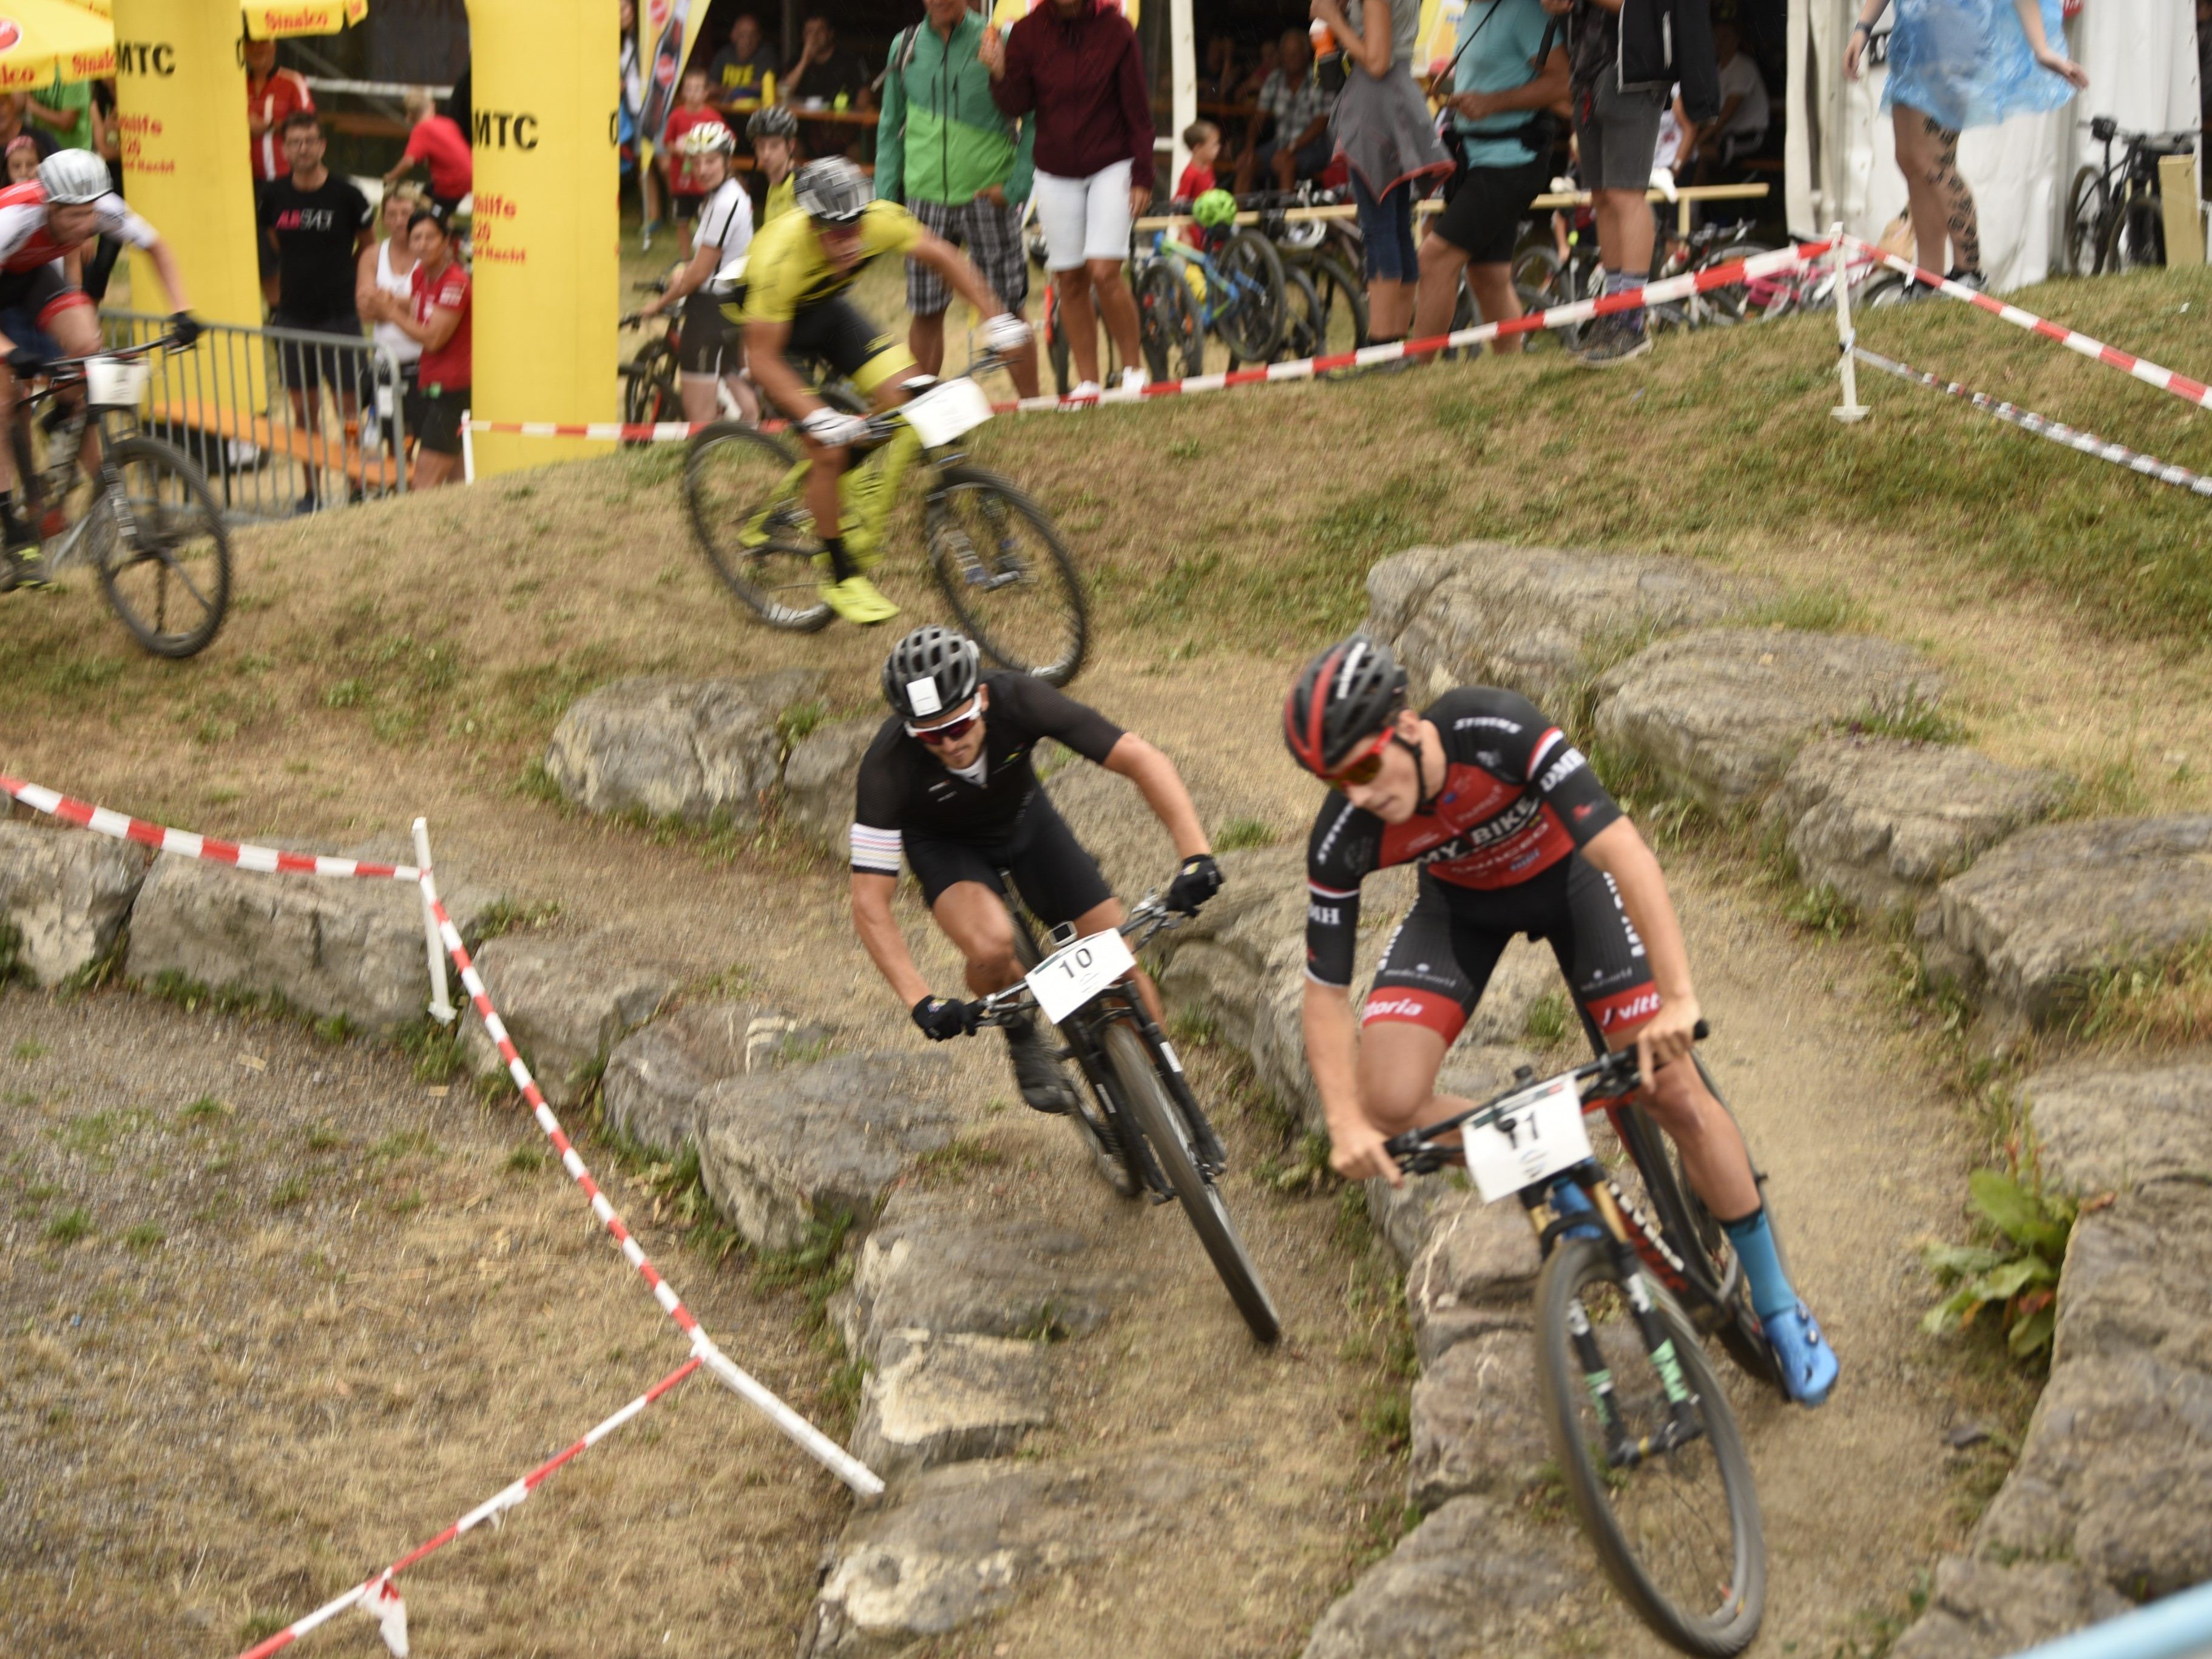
left=1256, top=67, right=1333, bottom=144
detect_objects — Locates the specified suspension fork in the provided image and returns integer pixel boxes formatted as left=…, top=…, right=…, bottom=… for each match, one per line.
left=1114, top=988, right=1228, bottom=1175
left=1588, top=1178, right=1706, bottom=1455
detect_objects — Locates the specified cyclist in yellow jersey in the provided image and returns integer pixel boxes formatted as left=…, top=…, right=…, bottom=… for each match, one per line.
left=746, top=106, right=800, bottom=224
left=741, top=157, right=1035, bottom=625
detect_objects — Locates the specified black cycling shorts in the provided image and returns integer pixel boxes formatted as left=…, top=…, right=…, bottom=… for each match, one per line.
left=777, top=293, right=914, bottom=397
left=678, top=288, right=737, bottom=376
left=1364, top=856, right=1659, bottom=1044
left=903, top=793, right=1112, bottom=927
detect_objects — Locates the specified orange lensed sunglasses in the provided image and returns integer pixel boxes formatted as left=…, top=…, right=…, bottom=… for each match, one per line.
left=1324, top=727, right=1395, bottom=792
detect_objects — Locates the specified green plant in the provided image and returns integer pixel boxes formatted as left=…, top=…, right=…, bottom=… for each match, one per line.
left=2057, top=933, right=2212, bottom=1049
left=516, top=760, right=569, bottom=808
left=1785, top=882, right=1859, bottom=941
left=1215, top=817, right=1280, bottom=851
left=123, top=1222, right=165, bottom=1252
left=12, top=1038, right=47, bottom=1060
left=370, top=1129, right=443, bottom=1161
left=473, top=897, right=565, bottom=940
left=777, top=697, right=828, bottom=751
left=177, top=1095, right=229, bottom=1127
left=44, top=1206, right=92, bottom=1244
left=1922, top=1166, right=2077, bottom=1360
left=1847, top=692, right=1967, bottom=746
left=912, top=1137, right=1006, bottom=1188
left=269, top=1175, right=315, bottom=1211
left=506, top=1143, right=549, bottom=1174
left=1522, top=991, right=1572, bottom=1048
left=1736, top=583, right=1869, bottom=634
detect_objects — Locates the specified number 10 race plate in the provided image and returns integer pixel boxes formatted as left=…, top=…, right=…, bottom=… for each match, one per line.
left=1463, top=1074, right=1593, bottom=1204
left=1026, top=928, right=1136, bottom=1024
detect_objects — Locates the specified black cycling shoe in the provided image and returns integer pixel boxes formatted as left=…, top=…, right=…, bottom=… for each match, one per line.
left=1003, top=1013, right=1075, bottom=1115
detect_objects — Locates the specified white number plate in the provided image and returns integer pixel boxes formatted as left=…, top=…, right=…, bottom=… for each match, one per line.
left=1463, top=1075, right=1593, bottom=1204
left=84, top=357, right=148, bottom=409
left=1025, top=927, right=1136, bottom=1025
left=902, top=376, right=993, bottom=447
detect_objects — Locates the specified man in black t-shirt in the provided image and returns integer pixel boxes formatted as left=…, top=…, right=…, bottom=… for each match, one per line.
left=850, top=627, right=1223, bottom=1114
left=257, top=110, right=373, bottom=511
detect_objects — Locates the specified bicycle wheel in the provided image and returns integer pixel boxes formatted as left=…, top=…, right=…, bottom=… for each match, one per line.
left=2063, top=165, right=2108, bottom=277
left=2104, top=188, right=2166, bottom=271
left=683, top=422, right=831, bottom=632
left=1692, top=245, right=1776, bottom=326
left=925, top=465, right=1087, bottom=685
left=1305, top=253, right=1369, bottom=351
left=1277, top=266, right=1326, bottom=362
left=1509, top=243, right=1564, bottom=349
left=1137, top=262, right=1204, bottom=382
left=1214, top=229, right=1287, bottom=364
left=622, top=340, right=679, bottom=445
left=1101, top=1020, right=1280, bottom=1343
left=1537, top=1235, right=1765, bottom=1657
left=93, top=435, right=232, bottom=659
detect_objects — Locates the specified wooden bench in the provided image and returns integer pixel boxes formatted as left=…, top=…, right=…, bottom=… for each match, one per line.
left=147, top=397, right=405, bottom=492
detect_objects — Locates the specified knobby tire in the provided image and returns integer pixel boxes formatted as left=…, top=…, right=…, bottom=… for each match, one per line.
left=684, top=421, right=831, bottom=632
left=925, top=465, right=1087, bottom=686
left=95, top=434, right=232, bottom=659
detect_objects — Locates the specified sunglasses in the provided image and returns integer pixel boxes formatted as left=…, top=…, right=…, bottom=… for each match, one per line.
left=1324, top=728, right=1395, bottom=792
left=907, top=709, right=981, bottom=746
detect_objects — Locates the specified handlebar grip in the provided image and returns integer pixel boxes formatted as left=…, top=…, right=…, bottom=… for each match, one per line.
left=1693, top=1019, right=1710, bottom=1041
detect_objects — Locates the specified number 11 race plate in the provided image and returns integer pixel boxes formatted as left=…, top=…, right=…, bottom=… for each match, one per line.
left=1463, top=1074, right=1593, bottom=1204
left=1026, top=928, right=1136, bottom=1024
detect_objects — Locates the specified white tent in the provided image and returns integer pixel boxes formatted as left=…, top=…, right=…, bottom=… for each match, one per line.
left=1785, top=0, right=2200, bottom=289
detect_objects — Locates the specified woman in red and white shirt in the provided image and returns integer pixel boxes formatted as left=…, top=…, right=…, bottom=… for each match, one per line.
left=364, top=207, right=470, bottom=488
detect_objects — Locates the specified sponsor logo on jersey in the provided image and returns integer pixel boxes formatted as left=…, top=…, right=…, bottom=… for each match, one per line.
left=1597, top=988, right=1663, bottom=1028
left=1452, top=715, right=1522, bottom=734
left=1361, top=996, right=1435, bottom=1023
left=1536, top=746, right=1587, bottom=793
left=1307, top=902, right=1340, bottom=927
left=1573, top=802, right=1595, bottom=820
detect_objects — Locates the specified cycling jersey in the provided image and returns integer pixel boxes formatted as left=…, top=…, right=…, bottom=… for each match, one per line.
left=740, top=197, right=922, bottom=325
left=0, top=181, right=155, bottom=276
left=693, top=176, right=754, bottom=277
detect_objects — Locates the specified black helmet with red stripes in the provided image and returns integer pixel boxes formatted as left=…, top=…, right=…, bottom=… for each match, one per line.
left=1283, top=635, right=1408, bottom=777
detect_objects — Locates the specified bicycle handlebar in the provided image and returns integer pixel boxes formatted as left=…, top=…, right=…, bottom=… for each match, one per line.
left=970, top=887, right=1187, bottom=1029
left=32, top=331, right=189, bottom=384
left=848, top=350, right=1009, bottom=448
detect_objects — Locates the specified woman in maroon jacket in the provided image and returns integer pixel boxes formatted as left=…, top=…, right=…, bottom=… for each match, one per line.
left=983, top=0, right=1152, bottom=397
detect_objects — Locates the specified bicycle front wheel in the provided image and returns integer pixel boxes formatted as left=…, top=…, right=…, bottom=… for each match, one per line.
left=1101, top=1021, right=1279, bottom=1343
left=1537, top=1237, right=1765, bottom=1658
left=2063, top=165, right=2108, bottom=277
left=683, top=422, right=831, bottom=632
left=1305, top=253, right=1369, bottom=351
left=925, top=465, right=1087, bottom=685
left=94, top=435, right=232, bottom=659
left=1215, top=229, right=1287, bottom=364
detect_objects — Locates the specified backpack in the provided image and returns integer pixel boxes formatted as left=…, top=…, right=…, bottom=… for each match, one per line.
left=1618, top=0, right=1719, bottom=123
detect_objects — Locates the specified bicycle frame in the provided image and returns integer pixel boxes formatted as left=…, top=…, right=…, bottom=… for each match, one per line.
left=12, top=353, right=152, bottom=578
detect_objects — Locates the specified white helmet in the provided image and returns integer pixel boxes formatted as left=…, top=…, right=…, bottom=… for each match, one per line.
left=38, top=149, right=112, bottom=206
left=679, top=121, right=737, bottom=158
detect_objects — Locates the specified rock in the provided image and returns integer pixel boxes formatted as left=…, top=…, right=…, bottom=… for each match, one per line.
left=126, top=845, right=498, bottom=1038
left=1407, top=1329, right=1550, bottom=1511
left=849, top=1331, right=1053, bottom=1479
left=1364, top=543, right=1760, bottom=709
left=2052, top=1183, right=2212, bottom=1370
left=1930, top=817, right=2212, bottom=1029
left=2023, top=1055, right=2212, bottom=1197
left=782, top=716, right=879, bottom=856
left=600, top=1000, right=823, bottom=1159
left=695, top=1053, right=959, bottom=1253
left=1404, top=1190, right=1540, bottom=1366
left=1890, top=1556, right=2132, bottom=1659
left=0, top=820, right=151, bottom=987
left=836, top=1188, right=1135, bottom=1363
left=457, top=932, right=673, bottom=1107
left=1768, top=737, right=2065, bottom=914
left=1590, top=629, right=1946, bottom=809
left=1299, top=1495, right=1580, bottom=1659
left=542, top=669, right=824, bottom=826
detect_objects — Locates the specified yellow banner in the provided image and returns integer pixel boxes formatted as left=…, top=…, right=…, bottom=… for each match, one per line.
left=0, top=0, right=116, bottom=91
left=244, top=1, right=367, bottom=40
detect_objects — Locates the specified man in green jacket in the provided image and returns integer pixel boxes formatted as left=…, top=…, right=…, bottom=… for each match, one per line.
left=877, top=0, right=1040, bottom=397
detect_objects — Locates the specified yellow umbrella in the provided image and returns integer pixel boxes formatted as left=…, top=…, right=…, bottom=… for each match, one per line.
left=0, top=0, right=116, bottom=93
left=51, top=1, right=368, bottom=39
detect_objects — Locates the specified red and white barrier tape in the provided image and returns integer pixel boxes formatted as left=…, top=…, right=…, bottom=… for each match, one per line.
left=2, top=775, right=419, bottom=880
left=470, top=238, right=1836, bottom=442
left=234, top=1356, right=703, bottom=1659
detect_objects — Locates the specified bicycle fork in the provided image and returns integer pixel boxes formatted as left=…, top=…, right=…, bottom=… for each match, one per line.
left=1558, top=1176, right=1710, bottom=1470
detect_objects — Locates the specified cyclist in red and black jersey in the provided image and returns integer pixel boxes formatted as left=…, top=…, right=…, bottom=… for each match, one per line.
left=1287, top=635, right=1838, bottom=1406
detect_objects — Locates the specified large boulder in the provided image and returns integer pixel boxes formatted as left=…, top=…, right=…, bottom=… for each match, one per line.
left=600, top=999, right=819, bottom=1159
left=695, top=1052, right=959, bottom=1252
left=458, top=931, right=674, bottom=1106
left=126, top=846, right=498, bottom=1037
left=1403, top=1188, right=1541, bottom=1366
left=1768, top=737, right=2065, bottom=914
left=1928, top=816, right=2212, bottom=1030
left=2023, top=1055, right=2212, bottom=1196
left=1364, top=544, right=1759, bottom=710
left=1407, top=1328, right=1550, bottom=1512
left=542, top=669, right=823, bottom=826
left=849, top=1330, right=1054, bottom=1479
left=0, top=820, right=151, bottom=986
left=1891, top=1558, right=2132, bottom=1659
left=1590, top=629, right=1946, bottom=809
left=783, top=716, right=879, bottom=857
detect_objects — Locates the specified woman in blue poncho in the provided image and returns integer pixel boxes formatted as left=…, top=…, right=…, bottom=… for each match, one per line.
left=1845, top=0, right=2086, bottom=288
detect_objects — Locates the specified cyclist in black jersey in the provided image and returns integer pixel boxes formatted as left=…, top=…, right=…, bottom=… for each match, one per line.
left=1285, top=635, right=1839, bottom=1407
left=851, top=627, right=1224, bottom=1113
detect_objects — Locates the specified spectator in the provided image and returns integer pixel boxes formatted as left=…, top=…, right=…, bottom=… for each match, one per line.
left=365, top=208, right=470, bottom=490
left=711, top=14, right=780, bottom=113
left=1174, top=120, right=1220, bottom=249
left=1233, top=30, right=1332, bottom=193
left=28, top=72, right=90, bottom=154
left=1413, top=0, right=1567, bottom=354
left=620, top=0, right=665, bottom=248
left=1235, top=36, right=1279, bottom=100
left=1311, top=0, right=1451, bottom=350
left=4, top=137, right=38, bottom=185
left=356, top=182, right=424, bottom=452
left=1845, top=0, right=2084, bottom=291
left=637, top=124, right=760, bottom=426
left=1199, top=35, right=1238, bottom=100
left=983, top=0, right=1153, bottom=397
left=246, top=38, right=315, bottom=305
left=0, top=98, right=53, bottom=167
left=1673, top=24, right=1767, bottom=181
left=258, top=112, right=374, bottom=512
left=83, top=80, right=124, bottom=304
left=662, top=66, right=731, bottom=223
left=785, top=15, right=873, bottom=161
left=384, top=87, right=474, bottom=220
left=878, top=0, right=1040, bottom=397
left=1553, top=0, right=1670, bottom=365
left=748, top=105, right=800, bottom=223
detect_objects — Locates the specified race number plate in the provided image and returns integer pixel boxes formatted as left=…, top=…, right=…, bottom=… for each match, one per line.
left=1463, top=1075, right=1593, bottom=1204
left=1025, top=928, right=1136, bottom=1025
left=902, top=376, right=993, bottom=447
left=84, top=357, right=148, bottom=410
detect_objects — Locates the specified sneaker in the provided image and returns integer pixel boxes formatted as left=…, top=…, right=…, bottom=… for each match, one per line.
left=1118, top=365, right=1146, bottom=395
left=1575, top=314, right=1652, bottom=368
left=1, top=548, right=48, bottom=592
left=1, top=504, right=35, bottom=553
left=1762, top=1299, right=1840, bottom=1407
left=1945, top=268, right=1986, bottom=292
left=1064, top=380, right=1101, bottom=403
left=292, top=492, right=320, bottom=517
left=1004, top=1013, right=1075, bottom=1114
left=816, top=572, right=899, bottom=626
left=641, top=220, right=660, bottom=252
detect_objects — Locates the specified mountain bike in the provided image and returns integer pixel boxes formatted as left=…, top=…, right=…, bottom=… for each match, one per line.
left=2, top=332, right=231, bottom=658
left=2065, top=116, right=2199, bottom=276
left=684, top=350, right=1087, bottom=684
left=1252, top=188, right=1369, bottom=359
left=973, top=885, right=1281, bottom=1343
left=1133, top=218, right=1288, bottom=379
left=618, top=275, right=684, bottom=440
left=1388, top=1024, right=1772, bottom=1657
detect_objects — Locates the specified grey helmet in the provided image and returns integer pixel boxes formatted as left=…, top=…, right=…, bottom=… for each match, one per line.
left=794, top=157, right=871, bottom=225
left=883, top=626, right=980, bottom=723
left=746, top=104, right=798, bottom=140
left=38, top=150, right=112, bottom=206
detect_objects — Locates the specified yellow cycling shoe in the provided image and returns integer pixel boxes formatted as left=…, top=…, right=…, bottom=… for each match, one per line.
left=818, top=572, right=899, bottom=626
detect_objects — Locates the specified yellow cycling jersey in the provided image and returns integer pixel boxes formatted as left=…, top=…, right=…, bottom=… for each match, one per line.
left=762, top=174, right=796, bottom=225
left=740, top=198, right=922, bottom=326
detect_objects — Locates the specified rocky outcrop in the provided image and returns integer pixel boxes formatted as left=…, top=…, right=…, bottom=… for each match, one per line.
left=600, top=999, right=825, bottom=1159
left=458, top=931, right=672, bottom=1106
left=782, top=716, right=879, bottom=856
left=541, top=670, right=823, bottom=826
left=0, top=820, right=151, bottom=985
left=1768, top=737, right=2065, bottom=914
left=1407, top=1330, right=1549, bottom=1511
left=1591, top=629, right=1945, bottom=809
left=1402, top=1187, right=1541, bottom=1366
left=849, top=1330, right=1053, bottom=1479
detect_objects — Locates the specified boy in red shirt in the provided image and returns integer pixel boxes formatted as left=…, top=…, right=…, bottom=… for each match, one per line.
left=1174, top=119, right=1220, bottom=249
left=661, top=67, right=731, bottom=223
left=384, top=87, right=473, bottom=218
left=363, top=206, right=470, bottom=488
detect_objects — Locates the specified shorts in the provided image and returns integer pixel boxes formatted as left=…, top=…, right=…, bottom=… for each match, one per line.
left=404, top=382, right=468, bottom=456
left=1033, top=160, right=1134, bottom=270
left=678, top=288, right=738, bottom=376
left=907, top=194, right=1029, bottom=317
left=1362, top=859, right=1660, bottom=1046
left=1573, top=75, right=1669, bottom=193
left=903, top=794, right=1114, bottom=926
left=1254, top=132, right=1335, bottom=183
left=1430, top=153, right=1549, bottom=263
left=269, top=311, right=364, bottom=394
left=0, top=261, right=89, bottom=365
left=672, top=191, right=703, bottom=222
left=1351, top=172, right=1416, bottom=283
left=777, top=293, right=913, bottom=396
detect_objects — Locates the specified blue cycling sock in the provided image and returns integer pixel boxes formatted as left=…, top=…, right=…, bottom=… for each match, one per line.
left=1720, top=1206, right=1797, bottom=1325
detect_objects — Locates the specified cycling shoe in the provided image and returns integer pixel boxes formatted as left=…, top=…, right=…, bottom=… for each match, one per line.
left=817, top=572, right=899, bottom=626
left=1764, top=1299, right=1839, bottom=1407
left=1549, top=1180, right=1606, bottom=1243
left=1003, top=1014, right=1075, bottom=1115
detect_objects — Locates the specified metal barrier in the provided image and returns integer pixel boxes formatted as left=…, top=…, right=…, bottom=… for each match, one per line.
left=98, top=308, right=409, bottom=522
left=2005, top=1581, right=2212, bottom=1659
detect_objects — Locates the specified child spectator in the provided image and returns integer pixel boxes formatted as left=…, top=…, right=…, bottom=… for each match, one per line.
left=384, top=87, right=473, bottom=220
left=5, top=137, right=39, bottom=184
left=662, top=66, right=729, bottom=223
left=1175, top=120, right=1220, bottom=248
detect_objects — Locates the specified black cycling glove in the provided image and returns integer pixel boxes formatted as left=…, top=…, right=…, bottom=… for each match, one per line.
left=169, top=311, right=201, bottom=349
left=1166, top=853, right=1224, bottom=916
left=911, top=995, right=978, bottom=1041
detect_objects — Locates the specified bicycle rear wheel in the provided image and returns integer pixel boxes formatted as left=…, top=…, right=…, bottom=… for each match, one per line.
left=1277, top=266, right=1326, bottom=362
left=93, top=435, right=231, bottom=659
left=1137, top=261, right=1205, bottom=382
left=2063, top=165, right=2108, bottom=277
left=1691, top=245, right=1776, bottom=326
left=1537, top=1236, right=1764, bottom=1658
left=1304, top=253, right=1368, bottom=352
left=621, top=340, right=680, bottom=445
left=1214, top=229, right=1287, bottom=364
left=924, top=465, right=1087, bottom=685
left=683, top=422, right=831, bottom=632
left=1101, top=1020, right=1279, bottom=1343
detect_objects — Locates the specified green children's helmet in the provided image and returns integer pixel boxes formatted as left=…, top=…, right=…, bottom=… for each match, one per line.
left=1191, top=189, right=1238, bottom=229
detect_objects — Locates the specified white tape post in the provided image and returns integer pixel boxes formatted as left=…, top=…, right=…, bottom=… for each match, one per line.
left=411, top=817, right=454, bottom=1025
left=1830, top=221, right=1869, bottom=424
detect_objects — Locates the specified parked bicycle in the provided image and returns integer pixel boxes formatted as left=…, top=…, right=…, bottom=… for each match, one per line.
left=1131, top=201, right=1288, bottom=382
left=1251, top=186, right=1369, bottom=359
left=1388, top=1024, right=1774, bottom=1657
left=618, top=275, right=685, bottom=440
left=2066, top=117, right=2198, bottom=276
left=1, top=331, right=231, bottom=658
left=685, top=350, right=1086, bottom=683
left=973, top=884, right=1280, bottom=1343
